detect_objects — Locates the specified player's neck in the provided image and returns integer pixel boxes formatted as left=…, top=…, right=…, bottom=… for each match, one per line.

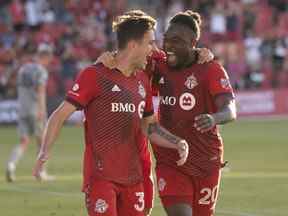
left=114, top=51, right=135, bottom=77
left=184, top=50, right=198, bottom=68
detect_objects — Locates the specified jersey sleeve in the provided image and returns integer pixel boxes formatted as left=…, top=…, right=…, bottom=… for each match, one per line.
left=207, top=61, right=235, bottom=97
left=66, top=67, right=100, bottom=109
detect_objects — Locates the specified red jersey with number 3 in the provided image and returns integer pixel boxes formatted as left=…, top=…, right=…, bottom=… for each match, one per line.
left=148, top=51, right=234, bottom=177
left=66, top=63, right=154, bottom=188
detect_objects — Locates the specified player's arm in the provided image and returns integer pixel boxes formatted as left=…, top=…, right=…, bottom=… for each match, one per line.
left=141, top=115, right=188, bottom=166
left=194, top=93, right=236, bottom=133
left=33, top=101, right=76, bottom=180
left=194, top=61, right=237, bottom=133
left=213, top=93, right=237, bottom=125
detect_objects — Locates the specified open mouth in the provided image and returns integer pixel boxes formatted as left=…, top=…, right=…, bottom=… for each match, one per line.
left=166, top=51, right=177, bottom=64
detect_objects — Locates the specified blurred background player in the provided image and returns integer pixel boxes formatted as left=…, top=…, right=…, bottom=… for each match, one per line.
left=6, top=43, right=54, bottom=182
left=33, top=10, right=189, bottom=216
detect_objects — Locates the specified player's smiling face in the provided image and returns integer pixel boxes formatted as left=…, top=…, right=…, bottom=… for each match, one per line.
left=163, top=23, right=196, bottom=68
left=133, top=29, right=155, bottom=70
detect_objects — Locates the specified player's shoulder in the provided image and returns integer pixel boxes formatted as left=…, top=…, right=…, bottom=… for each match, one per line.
left=18, top=63, right=38, bottom=75
left=79, top=63, right=107, bottom=77
left=199, top=59, right=222, bottom=68
left=198, top=60, right=226, bottom=74
left=19, top=62, right=34, bottom=71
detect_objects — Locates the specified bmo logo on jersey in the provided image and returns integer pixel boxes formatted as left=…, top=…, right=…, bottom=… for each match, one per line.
left=179, top=93, right=196, bottom=111
left=111, top=103, right=136, bottom=113
left=111, top=101, right=146, bottom=118
left=160, top=94, right=196, bottom=111
left=160, top=96, right=177, bottom=106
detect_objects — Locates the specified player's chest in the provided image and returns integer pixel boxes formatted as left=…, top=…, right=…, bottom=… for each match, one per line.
left=97, top=74, right=147, bottom=117
left=157, top=69, right=206, bottom=112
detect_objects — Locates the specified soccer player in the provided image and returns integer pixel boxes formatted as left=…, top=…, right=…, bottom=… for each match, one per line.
left=33, top=11, right=189, bottom=216
left=151, top=11, right=236, bottom=216
left=97, top=10, right=237, bottom=216
left=6, top=44, right=54, bottom=182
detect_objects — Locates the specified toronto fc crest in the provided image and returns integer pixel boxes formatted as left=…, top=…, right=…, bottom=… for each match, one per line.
left=138, top=82, right=146, bottom=98
left=185, top=74, right=198, bottom=89
left=94, top=199, right=109, bottom=213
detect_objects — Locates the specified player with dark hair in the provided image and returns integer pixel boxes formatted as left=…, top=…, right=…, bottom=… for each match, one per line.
left=97, top=10, right=236, bottom=216
left=150, top=10, right=237, bottom=216
left=33, top=11, right=189, bottom=216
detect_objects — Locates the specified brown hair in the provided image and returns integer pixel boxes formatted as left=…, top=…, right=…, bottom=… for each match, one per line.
left=169, top=10, right=202, bottom=40
left=113, top=10, right=156, bottom=50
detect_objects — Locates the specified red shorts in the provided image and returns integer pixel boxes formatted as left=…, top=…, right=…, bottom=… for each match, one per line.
left=141, top=155, right=154, bottom=209
left=156, top=165, right=221, bottom=216
left=84, top=179, right=145, bottom=216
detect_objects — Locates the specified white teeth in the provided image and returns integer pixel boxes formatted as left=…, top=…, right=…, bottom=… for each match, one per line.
left=167, top=51, right=175, bottom=55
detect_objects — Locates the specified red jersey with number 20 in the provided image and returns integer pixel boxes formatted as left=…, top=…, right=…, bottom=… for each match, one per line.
left=149, top=52, right=234, bottom=177
left=66, top=63, right=154, bottom=188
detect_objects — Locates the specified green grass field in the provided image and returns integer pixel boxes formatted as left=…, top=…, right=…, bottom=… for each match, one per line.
left=0, top=119, right=287, bottom=216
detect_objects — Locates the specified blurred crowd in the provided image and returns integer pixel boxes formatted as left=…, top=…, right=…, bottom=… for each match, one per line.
left=0, top=0, right=287, bottom=100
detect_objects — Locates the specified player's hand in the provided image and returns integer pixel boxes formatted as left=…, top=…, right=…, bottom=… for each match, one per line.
left=194, top=114, right=216, bottom=133
left=143, top=207, right=152, bottom=216
left=196, top=48, right=214, bottom=64
left=95, top=51, right=116, bottom=68
left=33, top=151, right=49, bottom=181
left=176, top=140, right=189, bottom=166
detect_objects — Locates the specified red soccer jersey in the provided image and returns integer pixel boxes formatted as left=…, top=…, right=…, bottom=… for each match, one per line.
left=148, top=52, right=234, bottom=177
left=66, top=63, right=154, bottom=188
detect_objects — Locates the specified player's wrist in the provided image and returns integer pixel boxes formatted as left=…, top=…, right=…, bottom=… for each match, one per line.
left=210, top=114, right=218, bottom=125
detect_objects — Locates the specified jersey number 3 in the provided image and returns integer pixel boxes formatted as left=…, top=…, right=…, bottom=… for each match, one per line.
left=134, top=192, right=145, bottom=212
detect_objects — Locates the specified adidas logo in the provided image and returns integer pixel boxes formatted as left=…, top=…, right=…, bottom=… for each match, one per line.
left=112, top=85, right=121, bottom=92
left=159, top=77, right=165, bottom=84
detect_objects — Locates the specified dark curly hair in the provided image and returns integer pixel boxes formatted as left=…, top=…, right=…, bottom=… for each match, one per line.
left=169, top=10, right=202, bottom=40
